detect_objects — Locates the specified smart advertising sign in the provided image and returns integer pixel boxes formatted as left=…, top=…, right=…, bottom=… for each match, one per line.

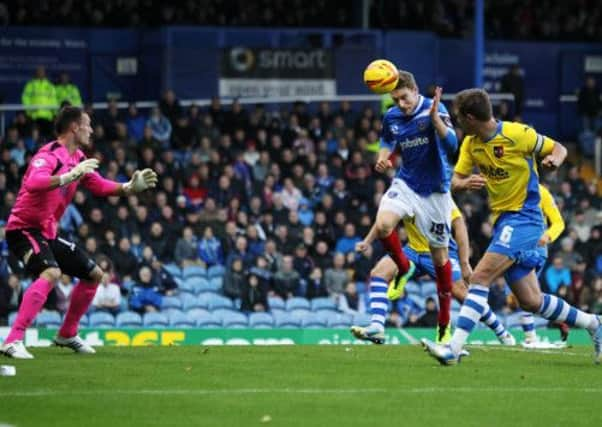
left=219, top=47, right=337, bottom=98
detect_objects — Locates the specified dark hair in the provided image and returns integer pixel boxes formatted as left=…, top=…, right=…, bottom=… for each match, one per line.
left=454, top=88, right=493, bottom=121
left=54, top=106, right=83, bottom=135
left=394, top=70, right=418, bottom=90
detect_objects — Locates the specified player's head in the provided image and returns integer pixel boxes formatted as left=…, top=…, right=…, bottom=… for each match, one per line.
left=453, top=88, right=493, bottom=134
left=54, top=106, right=93, bottom=146
left=389, top=70, right=419, bottom=114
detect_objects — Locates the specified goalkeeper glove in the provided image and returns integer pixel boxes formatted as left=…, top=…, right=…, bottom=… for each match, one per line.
left=123, top=168, right=158, bottom=194
left=59, top=158, right=99, bottom=186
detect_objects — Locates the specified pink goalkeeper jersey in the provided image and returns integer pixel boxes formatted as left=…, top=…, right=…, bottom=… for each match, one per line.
left=6, top=141, right=119, bottom=239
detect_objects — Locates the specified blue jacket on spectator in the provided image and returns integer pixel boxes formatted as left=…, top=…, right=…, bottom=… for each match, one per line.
left=199, top=237, right=223, bottom=266
left=127, top=115, right=146, bottom=141
left=545, top=265, right=572, bottom=294
left=59, top=204, right=83, bottom=238
left=335, top=236, right=361, bottom=255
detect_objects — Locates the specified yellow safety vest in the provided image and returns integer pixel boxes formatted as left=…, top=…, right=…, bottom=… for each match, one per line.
left=21, top=78, right=57, bottom=120
left=55, top=83, right=82, bottom=107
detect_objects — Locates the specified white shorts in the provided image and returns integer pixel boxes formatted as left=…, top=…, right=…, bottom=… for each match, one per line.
left=378, top=178, right=453, bottom=248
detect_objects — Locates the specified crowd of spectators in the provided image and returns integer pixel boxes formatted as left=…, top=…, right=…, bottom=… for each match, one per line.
left=2, top=0, right=602, bottom=41
left=0, top=86, right=601, bottom=328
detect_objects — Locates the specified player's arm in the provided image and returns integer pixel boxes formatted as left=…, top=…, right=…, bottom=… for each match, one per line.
left=355, top=223, right=379, bottom=253
left=520, top=125, right=567, bottom=169
left=24, top=154, right=99, bottom=192
left=538, top=186, right=565, bottom=246
left=451, top=211, right=472, bottom=283
left=450, top=137, right=485, bottom=192
left=430, top=87, right=458, bottom=154
left=81, top=168, right=158, bottom=197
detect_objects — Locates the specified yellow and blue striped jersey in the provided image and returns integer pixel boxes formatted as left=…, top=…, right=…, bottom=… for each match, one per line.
left=455, top=121, right=556, bottom=223
left=404, top=202, right=462, bottom=254
left=539, top=184, right=565, bottom=242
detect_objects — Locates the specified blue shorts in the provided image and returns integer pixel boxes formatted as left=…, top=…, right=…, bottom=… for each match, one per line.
left=487, top=211, right=547, bottom=284
left=402, top=246, right=462, bottom=283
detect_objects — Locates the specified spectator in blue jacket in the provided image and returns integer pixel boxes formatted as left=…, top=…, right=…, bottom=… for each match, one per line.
left=545, top=256, right=572, bottom=294
left=335, top=223, right=361, bottom=255
left=198, top=226, right=223, bottom=266
left=126, top=103, right=146, bottom=141
left=147, top=107, right=172, bottom=148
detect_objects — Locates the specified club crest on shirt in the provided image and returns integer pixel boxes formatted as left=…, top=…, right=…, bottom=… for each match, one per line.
left=33, top=158, right=45, bottom=167
left=390, top=124, right=400, bottom=135
left=493, top=145, right=504, bottom=158
left=417, top=119, right=428, bottom=131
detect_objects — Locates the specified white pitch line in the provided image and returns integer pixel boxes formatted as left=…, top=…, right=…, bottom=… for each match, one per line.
left=469, top=345, right=586, bottom=357
left=2, top=386, right=602, bottom=397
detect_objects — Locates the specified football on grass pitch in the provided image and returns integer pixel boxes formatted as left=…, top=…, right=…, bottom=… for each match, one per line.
left=363, top=59, right=399, bottom=94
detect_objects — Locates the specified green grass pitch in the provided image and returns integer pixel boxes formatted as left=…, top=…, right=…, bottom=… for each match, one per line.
left=1, top=345, right=600, bottom=427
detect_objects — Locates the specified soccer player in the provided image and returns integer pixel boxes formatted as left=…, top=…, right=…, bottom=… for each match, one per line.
left=368, top=70, right=458, bottom=343
left=351, top=200, right=515, bottom=345
left=0, top=106, right=158, bottom=359
left=422, top=89, right=602, bottom=365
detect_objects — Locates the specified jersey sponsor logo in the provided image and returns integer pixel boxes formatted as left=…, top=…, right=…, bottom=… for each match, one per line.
left=478, top=164, right=509, bottom=180
left=493, top=146, right=504, bottom=158
left=33, top=158, right=45, bottom=167
left=401, top=136, right=429, bottom=149
left=387, top=191, right=398, bottom=199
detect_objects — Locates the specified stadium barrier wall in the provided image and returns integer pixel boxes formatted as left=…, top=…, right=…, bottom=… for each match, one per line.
left=0, top=327, right=587, bottom=347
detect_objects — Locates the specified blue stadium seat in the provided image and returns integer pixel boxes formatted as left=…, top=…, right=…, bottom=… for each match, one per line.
left=408, top=294, right=426, bottom=311
left=168, top=310, right=195, bottom=328
left=451, top=310, right=460, bottom=327
left=268, top=297, right=285, bottom=310
left=184, top=277, right=211, bottom=294
left=285, top=297, right=311, bottom=311
left=89, top=312, right=115, bottom=328
left=273, top=312, right=301, bottom=328
left=405, top=281, right=421, bottom=296
left=115, top=311, right=143, bottom=328
left=36, top=311, right=62, bottom=328
left=302, top=317, right=327, bottom=328
left=143, top=312, right=169, bottom=328
left=163, top=263, right=182, bottom=279
left=249, top=312, right=274, bottom=328
left=326, top=313, right=353, bottom=328
left=420, top=281, right=437, bottom=298
left=310, top=297, right=337, bottom=311
left=196, top=277, right=222, bottom=293
left=289, top=309, right=311, bottom=320
left=182, top=265, right=208, bottom=280
left=207, top=265, right=226, bottom=278
left=213, top=309, right=247, bottom=328
left=209, top=276, right=223, bottom=290
left=208, top=294, right=234, bottom=310
left=182, top=294, right=209, bottom=311
left=162, top=295, right=183, bottom=310
left=352, top=313, right=371, bottom=327
left=195, top=313, right=222, bottom=328
left=505, top=312, right=523, bottom=329
left=8, top=311, right=17, bottom=326
left=533, top=317, right=549, bottom=329
left=177, top=279, right=196, bottom=294
left=79, top=313, right=89, bottom=327
left=185, top=308, right=211, bottom=323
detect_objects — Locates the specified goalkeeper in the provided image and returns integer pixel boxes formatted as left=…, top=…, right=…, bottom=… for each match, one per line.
left=1, top=106, right=158, bottom=359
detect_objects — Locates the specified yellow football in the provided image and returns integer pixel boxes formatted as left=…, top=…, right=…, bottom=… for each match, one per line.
left=363, top=59, right=399, bottom=94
